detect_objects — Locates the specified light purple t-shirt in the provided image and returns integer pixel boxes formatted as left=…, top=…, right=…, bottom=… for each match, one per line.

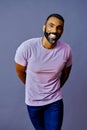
left=15, top=37, right=72, bottom=106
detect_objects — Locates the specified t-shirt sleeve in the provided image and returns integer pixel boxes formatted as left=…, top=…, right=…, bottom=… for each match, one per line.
left=14, top=42, right=30, bottom=66
left=66, top=46, right=72, bottom=67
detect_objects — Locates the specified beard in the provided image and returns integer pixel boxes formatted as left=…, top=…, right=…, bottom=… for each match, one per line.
left=44, top=31, right=62, bottom=44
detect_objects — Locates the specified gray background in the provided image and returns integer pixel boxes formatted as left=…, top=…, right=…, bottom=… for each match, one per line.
left=0, top=0, right=87, bottom=130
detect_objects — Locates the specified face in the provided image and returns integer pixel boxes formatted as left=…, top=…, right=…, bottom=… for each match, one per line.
left=43, top=17, right=64, bottom=44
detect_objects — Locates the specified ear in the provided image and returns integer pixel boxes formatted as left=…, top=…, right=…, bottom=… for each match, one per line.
left=42, top=25, right=45, bottom=32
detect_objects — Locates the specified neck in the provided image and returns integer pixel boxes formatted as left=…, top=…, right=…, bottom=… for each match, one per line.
left=42, top=36, right=56, bottom=49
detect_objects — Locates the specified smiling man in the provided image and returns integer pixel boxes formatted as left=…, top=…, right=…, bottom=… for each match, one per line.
left=14, top=13, right=72, bottom=130
left=43, top=14, right=64, bottom=46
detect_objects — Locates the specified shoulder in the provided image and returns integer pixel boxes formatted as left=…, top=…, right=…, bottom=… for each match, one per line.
left=21, top=37, right=41, bottom=46
left=57, top=41, right=72, bottom=56
left=58, top=41, right=72, bottom=50
left=57, top=41, right=72, bottom=60
left=17, top=37, right=41, bottom=50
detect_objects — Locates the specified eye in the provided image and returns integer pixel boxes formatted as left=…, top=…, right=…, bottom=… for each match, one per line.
left=49, top=23, right=54, bottom=28
left=57, top=25, right=63, bottom=30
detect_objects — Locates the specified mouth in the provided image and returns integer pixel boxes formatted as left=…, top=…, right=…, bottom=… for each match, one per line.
left=44, top=31, right=60, bottom=44
left=49, top=33, right=57, bottom=39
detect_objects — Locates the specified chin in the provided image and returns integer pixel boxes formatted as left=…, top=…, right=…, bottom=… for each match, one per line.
left=48, top=38, right=58, bottom=45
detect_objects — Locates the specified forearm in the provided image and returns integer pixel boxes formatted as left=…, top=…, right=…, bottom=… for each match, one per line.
left=15, top=63, right=26, bottom=84
left=60, top=74, right=69, bottom=88
left=16, top=70, right=26, bottom=84
left=60, top=65, right=72, bottom=88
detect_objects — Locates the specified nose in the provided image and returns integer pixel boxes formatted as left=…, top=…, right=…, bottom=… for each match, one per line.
left=52, top=27, right=57, bottom=33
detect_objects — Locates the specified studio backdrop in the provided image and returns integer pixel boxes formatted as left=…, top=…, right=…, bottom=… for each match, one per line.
left=0, top=0, right=87, bottom=130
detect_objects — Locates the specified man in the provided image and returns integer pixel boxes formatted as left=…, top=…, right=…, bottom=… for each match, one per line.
left=14, top=13, right=72, bottom=130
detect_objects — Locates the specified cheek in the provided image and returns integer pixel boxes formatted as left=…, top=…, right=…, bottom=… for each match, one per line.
left=57, top=30, right=63, bottom=34
left=45, top=26, right=52, bottom=32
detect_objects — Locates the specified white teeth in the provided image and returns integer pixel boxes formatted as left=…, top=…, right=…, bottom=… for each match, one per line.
left=49, top=34, right=56, bottom=38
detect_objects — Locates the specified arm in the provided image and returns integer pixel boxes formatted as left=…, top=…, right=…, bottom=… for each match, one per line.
left=60, top=65, right=72, bottom=88
left=15, top=62, right=26, bottom=84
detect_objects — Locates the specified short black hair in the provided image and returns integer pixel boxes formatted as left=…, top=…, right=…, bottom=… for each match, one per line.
left=45, top=13, right=64, bottom=24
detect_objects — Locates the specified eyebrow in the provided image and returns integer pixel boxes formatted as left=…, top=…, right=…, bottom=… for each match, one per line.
left=48, top=22, right=63, bottom=28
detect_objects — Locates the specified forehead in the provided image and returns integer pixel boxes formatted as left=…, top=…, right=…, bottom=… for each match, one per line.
left=46, top=16, right=64, bottom=26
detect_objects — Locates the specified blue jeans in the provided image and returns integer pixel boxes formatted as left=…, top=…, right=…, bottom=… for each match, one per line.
left=27, top=99, right=64, bottom=130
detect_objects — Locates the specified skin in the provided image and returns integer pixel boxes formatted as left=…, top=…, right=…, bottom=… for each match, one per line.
left=15, top=16, right=72, bottom=87
left=42, top=16, right=64, bottom=49
left=15, top=63, right=26, bottom=84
